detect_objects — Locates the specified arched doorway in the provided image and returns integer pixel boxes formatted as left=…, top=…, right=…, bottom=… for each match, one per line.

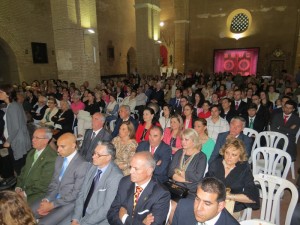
left=0, top=38, right=18, bottom=84
left=127, top=47, right=137, bottom=75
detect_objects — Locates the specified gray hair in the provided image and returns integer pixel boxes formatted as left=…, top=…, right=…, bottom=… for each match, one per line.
left=119, top=105, right=131, bottom=114
left=97, top=141, right=116, bottom=160
left=94, top=112, right=106, bottom=123
left=230, top=116, right=246, bottom=128
left=134, top=151, right=156, bottom=170
left=36, top=127, right=53, bottom=139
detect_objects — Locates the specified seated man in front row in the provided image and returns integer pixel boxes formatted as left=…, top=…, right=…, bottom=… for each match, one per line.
left=107, top=151, right=171, bottom=225
left=172, top=177, right=239, bottom=225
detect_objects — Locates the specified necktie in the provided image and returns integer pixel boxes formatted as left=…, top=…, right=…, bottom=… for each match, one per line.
left=284, top=115, right=289, bottom=124
left=59, top=158, right=68, bottom=181
left=235, top=101, right=239, bottom=110
left=91, top=131, right=96, bottom=140
left=150, top=146, right=155, bottom=155
left=82, top=169, right=102, bottom=217
left=176, top=99, right=180, bottom=107
left=249, top=118, right=254, bottom=129
left=133, top=186, right=143, bottom=211
left=32, top=150, right=39, bottom=165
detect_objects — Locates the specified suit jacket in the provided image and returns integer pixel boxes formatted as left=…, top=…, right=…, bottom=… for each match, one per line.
left=51, top=109, right=74, bottom=133
left=169, top=98, right=182, bottom=114
left=149, top=89, right=165, bottom=106
left=244, top=115, right=265, bottom=133
left=72, top=162, right=123, bottom=225
left=172, top=198, right=239, bottom=225
left=16, top=145, right=57, bottom=205
left=6, top=101, right=31, bottom=160
left=256, top=104, right=270, bottom=128
left=136, top=141, right=172, bottom=183
left=111, top=117, right=138, bottom=138
left=209, top=131, right=253, bottom=164
left=79, top=128, right=112, bottom=162
left=220, top=109, right=236, bottom=124
left=270, top=113, right=300, bottom=161
left=232, top=100, right=247, bottom=117
left=31, top=104, right=48, bottom=121
left=107, top=176, right=171, bottom=225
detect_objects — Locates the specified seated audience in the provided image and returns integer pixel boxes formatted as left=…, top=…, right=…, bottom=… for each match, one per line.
left=107, top=152, right=171, bottom=225
left=148, top=81, right=165, bottom=106
left=40, top=97, right=59, bottom=128
left=206, top=105, right=229, bottom=142
left=112, top=121, right=137, bottom=175
left=260, top=90, right=273, bottom=113
left=244, top=103, right=265, bottom=133
left=31, top=133, right=89, bottom=225
left=194, top=118, right=215, bottom=161
left=159, top=103, right=172, bottom=131
left=135, top=107, right=160, bottom=143
left=119, top=89, right=137, bottom=113
left=0, top=190, right=37, bottom=225
left=233, top=89, right=248, bottom=118
left=198, top=100, right=211, bottom=119
left=105, top=93, right=119, bottom=124
left=169, top=88, right=183, bottom=114
left=71, top=142, right=123, bottom=225
left=209, top=116, right=253, bottom=164
left=15, top=128, right=57, bottom=206
left=168, top=128, right=207, bottom=196
left=206, top=138, right=260, bottom=218
left=182, top=103, right=198, bottom=129
left=172, top=177, right=239, bottom=225
left=31, top=95, right=48, bottom=125
left=163, top=114, right=183, bottom=154
left=220, top=97, right=236, bottom=123
left=193, top=91, right=205, bottom=116
left=136, top=126, right=172, bottom=183
left=79, top=112, right=112, bottom=162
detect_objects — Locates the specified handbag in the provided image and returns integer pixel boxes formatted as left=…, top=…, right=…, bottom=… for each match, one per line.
left=163, top=180, right=188, bottom=202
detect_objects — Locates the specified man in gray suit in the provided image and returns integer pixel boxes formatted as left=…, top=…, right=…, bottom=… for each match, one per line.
left=32, top=133, right=89, bottom=225
left=79, top=112, right=112, bottom=162
left=71, top=142, right=123, bottom=225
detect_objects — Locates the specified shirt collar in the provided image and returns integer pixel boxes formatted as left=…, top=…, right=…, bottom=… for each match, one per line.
left=198, top=211, right=221, bottom=225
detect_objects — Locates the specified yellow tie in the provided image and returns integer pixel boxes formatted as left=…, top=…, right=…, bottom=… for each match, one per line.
left=133, top=186, right=143, bottom=211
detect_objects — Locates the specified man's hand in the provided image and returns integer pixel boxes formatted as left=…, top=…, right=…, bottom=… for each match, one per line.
left=290, top=124, right=297, bottom=129
left=156, top=160, right=162, bottom=166
left=3, top=141, right=10, bottom=148
left=119, top=206, right=127, bottom=220
left=37, top=201, right=54, bottom=216
left=143, top=213, right=154, bottom=225
left=71, top=220, right=80, bottom=225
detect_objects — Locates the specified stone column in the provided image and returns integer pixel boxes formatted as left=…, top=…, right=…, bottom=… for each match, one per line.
left=50, top=0, right=100, bottom=87
left=135, top=0, right=161, bottom=75
left=174, top=0, right=190, bottom=73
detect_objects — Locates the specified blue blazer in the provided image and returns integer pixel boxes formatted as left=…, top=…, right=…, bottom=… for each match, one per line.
left=172, top=198, right=239, bottom=225
left=209, top=131, right=253, bottom=164
left=111, top=117, right=138, bottom=138
left=136, top=141, right=172, bottom=183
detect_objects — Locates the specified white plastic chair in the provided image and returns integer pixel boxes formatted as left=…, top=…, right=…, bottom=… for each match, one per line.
left=253, top=174, right=298, bottom=225
left=109, top=119, right=116, bottom=132
left=252, top=147, right=291, bottom=179
left=243, top=127, right=259, bottom=138
left=240, top=219, right=275, bottom=225
left=117, top=97, right=123, bottom=103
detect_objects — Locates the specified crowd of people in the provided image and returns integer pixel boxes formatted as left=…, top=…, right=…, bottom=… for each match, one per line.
left=0, top=71, right=299, bottom=225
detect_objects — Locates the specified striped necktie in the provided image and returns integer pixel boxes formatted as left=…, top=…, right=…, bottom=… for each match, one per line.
left=133, top=186, right=143, bottom=211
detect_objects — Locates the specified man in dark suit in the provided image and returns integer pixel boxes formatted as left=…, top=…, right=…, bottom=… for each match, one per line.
left=251, top=94, right=270, bottom=128
left=244, top=103, right=265, bottom=133
left=32, top=133, right=89, bottom=225
left=220, top=97, right=236, bottom=124
left=107, top=151, right=171, bottom=225
left=111, top=105, right=138, bottom=138
left=169, top=88, right=182, bottom=114
left=71, top=142, right=123, bottom=225
left=172, top=177, right=239, bottom=225
left=149, top=81, right=165, bottom=107
left=232, top=89, right=247, bottom=117
left=136, top=126, right=172, bottom=183
left=15, top=128, right=57, bottom=206
left=79, top=112, right=112, bottom=162
left=271, top=100, right=300, bottom=161
left=209, top=116, right=253, bottom=164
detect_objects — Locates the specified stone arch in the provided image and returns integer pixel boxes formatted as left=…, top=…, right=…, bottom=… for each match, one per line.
left=0, top=25, right=20, bottom=84
left=127, top=47, right=137, bottom=74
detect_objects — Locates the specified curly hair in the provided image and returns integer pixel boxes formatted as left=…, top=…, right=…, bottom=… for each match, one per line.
left=219, top=137, right=248, bottom=161
left=0, top=190, right=37, bottom=225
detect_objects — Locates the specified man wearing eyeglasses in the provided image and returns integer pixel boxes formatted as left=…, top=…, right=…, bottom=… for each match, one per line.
left=15, top=127, right=57, bottom=206
left=71, top=142, right=123, bottom=225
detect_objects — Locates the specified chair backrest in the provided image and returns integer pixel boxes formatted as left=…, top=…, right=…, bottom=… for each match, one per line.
left=252, top=131, right=288, bottom=152
left=254, top=174, right=298, bottom=225
left=117, top=97, right=123, bottom=103
left=296, top=128, right=300, bottom=143
left=252, top=147, right=291, bottom=179
left=243, top=127, right=259, bottom=138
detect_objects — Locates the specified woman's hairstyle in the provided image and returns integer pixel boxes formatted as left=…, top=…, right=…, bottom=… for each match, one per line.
left=170, top=114, right=184, bottom=131
left=194, top=118, right=208, bottom=135
left=47, top=96, right=57, bottom=105
left=194, top=91, right=205, bottom=108
left=120, top=121, right=136, bottom=139
left=184, top=103, right=194, bottom=111
left=181, top=128, right=201, bottom=150
left=0, top=190, right=36, bottom=225
left=142, top=107, right=158, bottom=125
left=219, top=137, right=248, bottom=161
left=0, top=85, right=17, bottom=102
left=162, top=103, right=173, bottom=117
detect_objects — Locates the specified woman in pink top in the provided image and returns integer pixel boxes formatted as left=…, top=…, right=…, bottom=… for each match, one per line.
left=163, top=114, right=183, bottom=154
left=101, top=89, right=110, bottom=105
left=198, top=100, right=211, bottom=119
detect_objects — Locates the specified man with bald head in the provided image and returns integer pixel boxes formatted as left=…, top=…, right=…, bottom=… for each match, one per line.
left=32, top=133, right=89, bottom=225
left=108, top=152, right=171, bottom=225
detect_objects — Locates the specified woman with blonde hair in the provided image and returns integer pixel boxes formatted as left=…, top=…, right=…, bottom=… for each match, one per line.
left=206, top=138, right=259, bottom=216
left=0, top=190, right=36, bottom=225
left=112, top=121, right=138, bottom=175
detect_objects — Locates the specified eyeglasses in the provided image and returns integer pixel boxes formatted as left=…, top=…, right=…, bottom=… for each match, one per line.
left=93, top=153, right=109, bottom=158
left=32, top=136, right=48, bottom=140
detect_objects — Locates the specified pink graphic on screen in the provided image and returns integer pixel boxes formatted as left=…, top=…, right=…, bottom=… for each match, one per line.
left=214, top=48, right=259, bottom=76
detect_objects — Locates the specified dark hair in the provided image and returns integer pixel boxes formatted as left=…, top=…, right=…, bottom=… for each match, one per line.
left=98, top=141, right=116, bottom=160
left=284, top=100, right=296, bottom=109
left=142, top=107, right=158, bottom=125
left=198, top=177, right=226, bottom=203
left=150, top=125, right=164, bottom=136
left=0, top=85, right=17, bottom=102
left=210, top=104, right=222, bottom=112
left=247, top=103, right=258, bottom=110
left=194, top=91, right=205, bottom=108
left=162, top=103, right=174, bottom=117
